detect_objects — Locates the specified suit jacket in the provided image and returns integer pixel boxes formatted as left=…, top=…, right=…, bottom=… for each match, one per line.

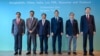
left=51, top=17, right=63, bottom=34
left=37, top=20, right=50, bottom=36
left=66, top=19, right=79, bottom=36
left=80, top=15, right=96, bottom=34
left=12, top=18, right=25, bottom=35
left=26, top=17, right=38, bottom=34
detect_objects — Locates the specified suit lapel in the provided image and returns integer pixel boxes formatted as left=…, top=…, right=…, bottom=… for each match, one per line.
left=15, top=19, right=22, bottom=25
left=69, top=20, right=73, bottom=26
left=19, top=19, right=22, bottom=25
left=41, top=20, right=46, bottom=26
left=30, top=18, right=36, bottom=27
left=54, top=18, right=58, bottom=24
left=89, top=15, right=92, bottom=21
left=85, top=15, right=92, bottom=23
left=40, top=20, right=42, bottom=26
left=43, top=20, right=46, bottom=26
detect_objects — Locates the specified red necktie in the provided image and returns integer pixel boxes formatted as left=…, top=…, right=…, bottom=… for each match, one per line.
left=16, top=19, right=20, bottom=24
left=86, top=15, right=90, bottom=20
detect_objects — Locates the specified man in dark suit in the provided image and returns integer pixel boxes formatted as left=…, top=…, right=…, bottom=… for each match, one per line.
left=80, top=7, right=96, bottom=56
left=26, top=10, right=38, bottom=55
left=12, top=12, right=25, bottom=55
left=51, top=10, right=63, bottom=54
left=66, top=12, right=79, bottom=55
left=37, top=13, right=50, bottom=54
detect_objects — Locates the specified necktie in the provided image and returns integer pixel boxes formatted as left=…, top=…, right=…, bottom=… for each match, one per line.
left=86, top=15, right=89, bottom=20
left=56, top=17, right=58, bottom=21
left=71, top=20, right=73, bottom=25
left=30, top=18, right=33, bottom=24
left=16, top=19, right=20, bottom=24
left=42, top=19, right=45, bottom=25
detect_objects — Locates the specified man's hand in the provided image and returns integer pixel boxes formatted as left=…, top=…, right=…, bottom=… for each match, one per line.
left=47, top=34, right=50, bottom=37
left=61, top=32, right=63, bottom=35
left=22, top=33, right=24, bottom=35
left=93, top=32, right=96, bottom=35
left=80, top=32, right=83, bottom=35
left=37, top=34, right=39, bottom=37
left=76, top=34, right=79, bottom=37
left=51, top=32, right=54, bottom=36
left=66, top=34, right=69, bottom=37
left=29, top=30, right=32, bottom=33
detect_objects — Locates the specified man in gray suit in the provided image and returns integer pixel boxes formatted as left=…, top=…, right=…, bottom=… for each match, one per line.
left=26, top=10, right=38, bottom=55
left=12, top=12, right=25, bottom=55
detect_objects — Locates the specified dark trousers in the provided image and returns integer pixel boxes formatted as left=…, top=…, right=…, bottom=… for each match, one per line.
left=27, top=34, right=37, bottom=52
left=83, top=31, right=94, bottom=53
left=39, top=35, right=48, bottom=53
left=14, top=34, right=22, bottom=53
left=52, top=34, right=62, bottom=53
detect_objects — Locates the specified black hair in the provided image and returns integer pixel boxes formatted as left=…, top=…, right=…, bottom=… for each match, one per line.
left=30, top=10, right=34, bottom=14
left=54, top=10, right=59, bottom=13
left=69, top=12, right=75, bottom=16
left=85, top=7, right=91, bottom=10
left=16, top=12, right=21, bottom=15
left=41, top=13, right=46, bottom=17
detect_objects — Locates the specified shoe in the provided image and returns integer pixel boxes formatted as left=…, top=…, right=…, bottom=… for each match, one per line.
left=53, top=52, right=56, bottom=54
left=58, top=52, right=62, bottom=54
left=26, top=52, right=31, bottom=55
left=39, top=52, right=43, bottom=55
left=83, top=52, right=87, bottom=55
left=73, top=52, right=77, bottom=55
left=19, top=52, right=21, bottom=55
left=68, top=52, right=71, bottom=55
left=33, top=52, right=36, bottom=54
left=45, top=52, right=48, bottom=54
left=89, top=53, right=94, bottom=56
left=14, top=52, right=18, bottom=55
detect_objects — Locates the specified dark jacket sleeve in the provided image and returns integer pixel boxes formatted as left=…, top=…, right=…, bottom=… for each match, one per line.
left=37, top=21, right=39, bottom=34
left=32, top=18, right=38, bottom=32
left=47, top=21, right=50, bottom=35
left=66, top=20, right=68, bottom=34
left=51, top=18, right=53, bottom=33
left=76, top=20, right=79, bottom=34
left=92, top=15, right=96, bottom=32
left=61, top=18, right=63, bottom=33
left=22, top=19, right=25, bottom=34
left=80, top=16, right=83, bottom=32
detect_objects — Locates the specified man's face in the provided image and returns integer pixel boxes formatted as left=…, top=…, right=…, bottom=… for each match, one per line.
left=16, top=14, right=20, bottom=18
left=30, top=12, right=34, bottom=17
left=70, top=14, right=74, bottom=19
left=42, top=15, right=46, bottom=19
left=55, top=12, right=59, bottom=17
left=85, top=8, right=91, bottom=14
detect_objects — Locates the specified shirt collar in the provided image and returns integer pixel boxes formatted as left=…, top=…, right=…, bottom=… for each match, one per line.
left=55, top=16, right=59, bottom=19
left=70, top=18, right=74, bottom=21
left=42, top=18, right=46, bottom=21
left=16, top=18, right=20, bottom=20
left=86, top=14, right=90, bottom=16
left=30, top=17, right=34, bottom=19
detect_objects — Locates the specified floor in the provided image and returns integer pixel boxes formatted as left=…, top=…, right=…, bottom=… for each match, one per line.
left=0, top=51, right=100, bottom=56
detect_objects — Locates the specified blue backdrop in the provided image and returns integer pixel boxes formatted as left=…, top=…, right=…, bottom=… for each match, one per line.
left=0, top=0, right=100, bottom=51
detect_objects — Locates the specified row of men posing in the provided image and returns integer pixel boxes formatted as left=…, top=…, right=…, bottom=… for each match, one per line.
left=12, top=7, right=96, bottom=56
